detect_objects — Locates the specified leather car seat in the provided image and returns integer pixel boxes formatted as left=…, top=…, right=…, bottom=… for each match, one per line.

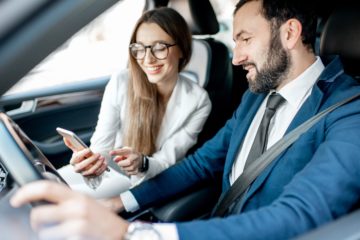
left=320, top=1, right=360, bottom=79
left=142, top=0, right=233, bottom=222
left=171, top=0, right=234, bottom=151
left=295, top=2, right=360, bottom=239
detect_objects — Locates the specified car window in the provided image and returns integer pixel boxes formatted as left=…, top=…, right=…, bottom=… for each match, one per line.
left=209, top=0, right=237, bottom=51
left=5, top=0, right=235, bottom=96
left=5, top=0, right=145, bottom=95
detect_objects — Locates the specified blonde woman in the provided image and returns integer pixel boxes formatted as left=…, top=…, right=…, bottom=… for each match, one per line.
left=59, top=7, right=211, bottom=197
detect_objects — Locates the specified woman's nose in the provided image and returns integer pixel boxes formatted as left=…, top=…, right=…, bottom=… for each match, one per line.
left=144, top=48, right=156, bottom=63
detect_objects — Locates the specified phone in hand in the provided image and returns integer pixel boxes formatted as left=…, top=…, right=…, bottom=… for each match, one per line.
left=56, top=127, right=88, bottom=151
left=56, top=127, right=109, bottom=189
left=56, top=127, right=110, bottom=171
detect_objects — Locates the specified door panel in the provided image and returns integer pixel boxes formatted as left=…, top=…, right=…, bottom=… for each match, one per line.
left=0, top=77, right=109, bottom=169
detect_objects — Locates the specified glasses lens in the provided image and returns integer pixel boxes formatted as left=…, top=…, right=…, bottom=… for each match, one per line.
left=152, top=43, right=168, bottom=60
left=130, top=43, right=145, bottom=59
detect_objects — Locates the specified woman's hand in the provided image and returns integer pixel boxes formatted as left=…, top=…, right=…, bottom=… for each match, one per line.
left=64, top=138, right=107, bottom=176
left=10, top=181, right=129, bottom=240
left=110, top=147, right=142, bottom=175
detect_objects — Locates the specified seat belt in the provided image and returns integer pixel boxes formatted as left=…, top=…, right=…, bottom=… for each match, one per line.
left=212, top=92, right=360, bottom=217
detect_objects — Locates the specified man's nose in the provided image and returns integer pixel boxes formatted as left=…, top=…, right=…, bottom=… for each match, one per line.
left=232, top=46, right=247, bottom=66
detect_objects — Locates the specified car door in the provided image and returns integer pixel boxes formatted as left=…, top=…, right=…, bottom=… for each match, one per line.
left=0, top=0, right=145, bottom=169
left=0, top=78, right=108, bottom=169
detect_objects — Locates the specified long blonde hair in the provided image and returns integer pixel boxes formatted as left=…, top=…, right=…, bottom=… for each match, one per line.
left=124, top=7, right=192, bottom=155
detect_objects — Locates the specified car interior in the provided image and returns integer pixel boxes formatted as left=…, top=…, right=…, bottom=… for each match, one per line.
left=0, top=0, right=359, bottom=238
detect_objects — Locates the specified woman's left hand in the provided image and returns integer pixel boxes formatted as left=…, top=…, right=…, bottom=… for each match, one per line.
left=110, top=147, right=142, bottom=175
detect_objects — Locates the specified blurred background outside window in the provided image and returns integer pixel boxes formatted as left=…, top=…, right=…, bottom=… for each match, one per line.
left=6, top=0, right=236, bottom=95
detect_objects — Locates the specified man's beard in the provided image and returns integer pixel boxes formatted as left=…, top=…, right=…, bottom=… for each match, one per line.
left=248, top=29, right=291, bottom=93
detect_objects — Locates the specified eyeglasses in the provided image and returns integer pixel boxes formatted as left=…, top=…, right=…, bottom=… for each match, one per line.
left=129, top=42, right=177, bottom=60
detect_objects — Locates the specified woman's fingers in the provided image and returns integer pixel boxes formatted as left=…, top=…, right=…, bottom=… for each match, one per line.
left=110, top=147, right=143, bottom=175
left=73, top=153, right=101, bottom=173
left=117, top=154, right=141, bottom=175
left=69, top=149, right=92, bottom=165
left=109, top=146, right=132, bottom=156
left=95, top=162, right=109, bottom=176
left=81, top=156, right=105, bottom=176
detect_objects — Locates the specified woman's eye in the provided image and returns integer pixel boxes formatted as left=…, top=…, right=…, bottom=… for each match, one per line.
left=153, top=44, right=167, bottom=51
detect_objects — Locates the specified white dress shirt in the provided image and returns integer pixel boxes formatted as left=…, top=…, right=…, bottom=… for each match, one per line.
left=121, top=57, right=325, bottom=240
left=230, top=57, right=324, bottom=184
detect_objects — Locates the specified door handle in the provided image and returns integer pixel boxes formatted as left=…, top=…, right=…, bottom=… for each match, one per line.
left=7, top=99, right=37, bottom=116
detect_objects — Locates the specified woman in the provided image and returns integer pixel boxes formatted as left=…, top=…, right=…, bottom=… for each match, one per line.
left=59, top=7, right=211, bottom=197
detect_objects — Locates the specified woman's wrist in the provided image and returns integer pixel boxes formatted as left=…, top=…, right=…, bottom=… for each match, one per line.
left=139, top=154, right=149, bottom=172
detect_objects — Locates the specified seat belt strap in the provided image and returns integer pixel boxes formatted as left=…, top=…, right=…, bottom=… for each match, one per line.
left=212, top=92, right=360, bottom=217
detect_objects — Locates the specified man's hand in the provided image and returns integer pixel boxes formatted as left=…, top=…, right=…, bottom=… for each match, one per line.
left=99, top=196, right=125, bottom=213
left=10, top=181, right=129, bottom=240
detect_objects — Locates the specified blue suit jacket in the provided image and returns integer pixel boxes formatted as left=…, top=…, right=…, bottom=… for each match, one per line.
left=130, top=57, right=360, bottom=239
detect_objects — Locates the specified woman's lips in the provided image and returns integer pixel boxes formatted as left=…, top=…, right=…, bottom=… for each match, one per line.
left=146, top=65, right=162, bottom=74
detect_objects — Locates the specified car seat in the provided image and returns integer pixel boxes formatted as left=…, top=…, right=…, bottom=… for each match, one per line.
left=320, top=1, right=360, bottom=80
left=296, top=2, right=360, bottom=239
left=138, top=0, right=233, bottom=222
left=171, top=0, right=234, bottom=151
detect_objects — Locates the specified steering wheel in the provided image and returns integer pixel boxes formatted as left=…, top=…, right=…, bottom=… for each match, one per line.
left=0, top=112, right=67, bottom=187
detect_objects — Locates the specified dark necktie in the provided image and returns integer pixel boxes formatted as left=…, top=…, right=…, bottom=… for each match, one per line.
left=244, top=93, right=285, bottom=168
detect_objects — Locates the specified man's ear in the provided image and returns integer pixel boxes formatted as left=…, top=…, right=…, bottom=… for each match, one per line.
left=281, top=18, right=302, bottom=50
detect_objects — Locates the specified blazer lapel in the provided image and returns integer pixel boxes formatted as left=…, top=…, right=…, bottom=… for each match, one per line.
left=157, top=77, right=194, bottom=147
left=156, top=78, right=182, bottom=146
left=241, top=85, right=324, bottom=206
left=222, top=93, right=266, bottom=191
left=237, top=57, right=347, bottom=210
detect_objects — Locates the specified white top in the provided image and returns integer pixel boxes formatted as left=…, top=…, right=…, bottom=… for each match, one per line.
left=90, top=69, right=212, bottom=185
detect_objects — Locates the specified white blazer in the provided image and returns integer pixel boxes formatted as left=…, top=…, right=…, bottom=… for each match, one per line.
left=90, top=69, right=211, bottom=184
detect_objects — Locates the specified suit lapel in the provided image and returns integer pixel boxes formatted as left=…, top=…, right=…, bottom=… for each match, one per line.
left=156, top=78, right=183, bottom=147
left=241, top=85, right=324, bottom=205
left=236, top=57, right=346, bottom=210
left=222, top=93, right=266, bottom=191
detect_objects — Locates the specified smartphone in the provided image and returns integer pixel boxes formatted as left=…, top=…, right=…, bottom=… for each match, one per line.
left=56, top=127, right=110, bottom=173
left=56, top=127, right=88, bottom=151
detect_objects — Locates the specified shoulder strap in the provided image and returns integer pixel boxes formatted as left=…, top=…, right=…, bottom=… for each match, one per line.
left=212, top=92, right=360, bottom=217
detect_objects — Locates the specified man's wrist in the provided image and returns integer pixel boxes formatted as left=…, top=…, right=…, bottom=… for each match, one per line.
left=124, top=221, right=161, bottom=240
left=120, top=191, right=140, bottom=212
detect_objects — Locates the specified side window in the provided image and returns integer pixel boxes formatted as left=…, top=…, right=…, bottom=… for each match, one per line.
left=209, top=0, right=236, bottom=51
left=5, top=0, right=145, bottom=95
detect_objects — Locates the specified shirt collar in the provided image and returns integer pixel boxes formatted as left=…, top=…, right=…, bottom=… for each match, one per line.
left=277, top=57, right=325, bottom=109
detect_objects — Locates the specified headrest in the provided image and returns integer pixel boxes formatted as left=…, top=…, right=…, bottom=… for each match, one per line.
left=320, top=2, right=360, bottom=76
left=168, top=0, right=219, bottom=35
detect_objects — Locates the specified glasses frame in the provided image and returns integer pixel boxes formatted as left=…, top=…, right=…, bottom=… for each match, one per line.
left=129, top=42, right=177, bottom=60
